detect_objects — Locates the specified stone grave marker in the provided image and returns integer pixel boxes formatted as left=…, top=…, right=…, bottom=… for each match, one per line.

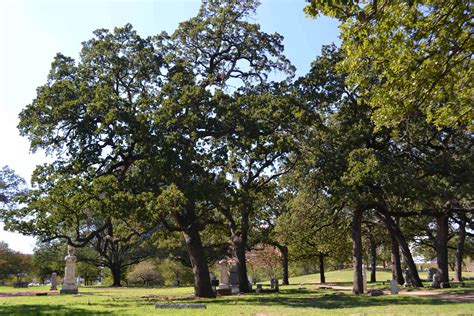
left=60, top=245, right=78, bottom=294
left=427, top=268, right=437, bottom=282
left=390, top=279, right=399, bottom=294
left=362, top=266, right=367, bottom=293
left=50, top=272, right=57, bottom=291
left=229, top=265, right=239, bottom=294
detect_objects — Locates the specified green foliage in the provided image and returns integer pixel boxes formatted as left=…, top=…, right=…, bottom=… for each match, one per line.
left=157, top=258, right=194, bottom=286
left=0, top=242, right=32, bottom=285
left=0, top=166, right=26, bottom=209
left=31, top=241, right=65, bottom=282
left=127, top=260, right=163, bottom=286
left=306, top=0, right=473, bottom=130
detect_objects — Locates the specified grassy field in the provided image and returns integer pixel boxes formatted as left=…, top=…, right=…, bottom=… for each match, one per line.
left=1, top=270, right=473, bottom=315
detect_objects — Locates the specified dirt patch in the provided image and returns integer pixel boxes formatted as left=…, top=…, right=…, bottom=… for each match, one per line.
left=0, top=291, right=59, bottom=297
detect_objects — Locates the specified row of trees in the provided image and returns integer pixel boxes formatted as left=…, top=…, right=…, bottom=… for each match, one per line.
left=0, top=0, right=472, bottom=296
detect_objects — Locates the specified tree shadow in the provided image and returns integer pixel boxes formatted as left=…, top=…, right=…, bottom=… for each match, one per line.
left=193, top=291, right=461, bottom=310
left=0, top=304, right=110, bottom=315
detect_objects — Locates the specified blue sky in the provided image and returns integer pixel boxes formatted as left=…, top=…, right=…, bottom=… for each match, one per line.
left=0, top=0, right=339, bottom=253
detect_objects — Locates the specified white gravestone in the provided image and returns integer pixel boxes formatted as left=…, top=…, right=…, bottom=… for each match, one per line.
left=218, top=260, right=230, bottom=290
left=362, top=265, right=367, bottom=293
left=60, top=245, right=78, bottom=294
left=390, top=279, right=399, bottom=294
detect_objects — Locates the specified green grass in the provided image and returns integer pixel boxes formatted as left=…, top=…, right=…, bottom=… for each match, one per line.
left=1, top=270, right=473, bottom=315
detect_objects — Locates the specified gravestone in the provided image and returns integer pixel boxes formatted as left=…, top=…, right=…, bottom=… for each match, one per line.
left=60, top=245, right=78, bottom=294
left=229, top=265, right=239, bottom=294
left=427, top=268, right=437, bottom=282
left=209, top=272, right=216, bottom=282
left=218, top=260, right=230, bottom=290
left=172, top=276, right=180, bottom=286
left=368, top=289, right=384, bottom=296
left=362, top=266, right=367, bottom=293
left=256, top=284, right=263, bottom=294
left=403, top=268, right=413, bottom=287
left=50, top=272, right=58, bottom=290
left=432, top=274, right=442, bottom=288
left=270, top=277, right=279, bottom=292
left=390, top=279, right=399, bottom=294
left=431, top=273, right=440, bottom=288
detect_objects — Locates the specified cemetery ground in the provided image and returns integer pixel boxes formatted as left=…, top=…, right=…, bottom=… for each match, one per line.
left=1, top=270, right=473, bottom=315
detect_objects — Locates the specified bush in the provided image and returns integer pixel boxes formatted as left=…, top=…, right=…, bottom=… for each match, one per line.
left=127, top=261, right=163, bottom=286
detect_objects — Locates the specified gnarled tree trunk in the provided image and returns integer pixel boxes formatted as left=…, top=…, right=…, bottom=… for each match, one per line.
left=183, top=226, right=214, bottom=297
left=232, top=230, right=250, bottom=293
left=110, top=262, right=122, bottom=287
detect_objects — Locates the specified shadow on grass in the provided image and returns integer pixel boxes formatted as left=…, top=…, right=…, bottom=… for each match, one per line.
left=0, top=304, right=109, bottom=315
left=191, top=291, right=461, bottom=310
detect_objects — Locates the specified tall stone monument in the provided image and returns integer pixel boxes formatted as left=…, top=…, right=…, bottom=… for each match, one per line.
left=60, top=245, right=78, bottom=294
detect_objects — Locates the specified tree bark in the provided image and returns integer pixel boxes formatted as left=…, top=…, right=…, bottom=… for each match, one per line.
left=232, top=229, right=250, bottom=292
left=455, top=213, right=466, bottom=282
left=352, top=208, right=364, bottom=294
left=319, top=253, right=326, bottom=284
left=280, top=245, right=289, bottom=285
left=379, top=213, right=422, bottom=287
left=111, top=262, right=122, bottom=287
left=389, top=231, right=405, bottom=285
left=182, top=227, right=214, bottom=297
left=435, top=214, right=450, bottom=287
left=370, top=236, right=377, bottom=283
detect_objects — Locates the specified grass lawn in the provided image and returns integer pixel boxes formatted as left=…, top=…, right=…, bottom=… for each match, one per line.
left=1, top=270, right=473, bottom=315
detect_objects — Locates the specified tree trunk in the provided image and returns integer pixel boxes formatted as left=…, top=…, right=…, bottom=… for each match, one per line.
left=352, top=208, right=364, bottom=294
left=435, top=214, right=450, bottom=287
left=280, top=246, right=289, bottom=285
left=110, top=263, right=122, bottom=287
left=232, top=230, right=250, bottom=293
left=182, top=227, right=214, bottom=298
left=370, top=236, right=377, bottom=283
left=389, top=232, right=405, bottom=285
left=319, top=253, right=326, bottom=284
left=455, top=213, right=466, bottom=282
left=380, top=213, right=422, bottom=287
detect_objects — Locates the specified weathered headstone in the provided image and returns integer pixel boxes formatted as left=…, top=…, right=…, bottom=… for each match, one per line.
left=403, top=268, right=413, bottom=287
left=60, top=245, right=78, bottom=294
left=256, top=284, right=263, bottom=294
left=368, top=289, right=384, bottom=296
left=362, top=266, right=367, bottom=293
left=229, top=265, right=239, bottom=294
left=50, top=272, right=58, bottom=290
left=172, top=276, right=180, bottom=286
left=431, top=273, right=440, bottom=288
left=270, top=277, right=279, bottom=292
left=427, top=268, right=437, bottom=282
left=390, top=279, right=399, bottom=294
left=218, top=260, right=230, bottom=290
